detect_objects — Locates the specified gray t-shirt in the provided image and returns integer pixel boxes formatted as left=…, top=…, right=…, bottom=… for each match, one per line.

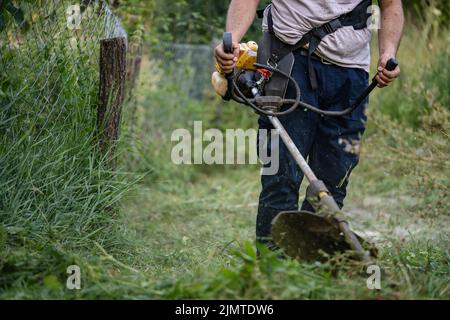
left=262, top=0, right=371, bottom=72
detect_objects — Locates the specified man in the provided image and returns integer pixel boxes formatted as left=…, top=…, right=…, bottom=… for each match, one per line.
left=215, top=0, right=403, bottom=250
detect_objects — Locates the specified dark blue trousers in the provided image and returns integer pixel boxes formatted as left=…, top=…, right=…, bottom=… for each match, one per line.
left=256, top=52, right=369, bottom=245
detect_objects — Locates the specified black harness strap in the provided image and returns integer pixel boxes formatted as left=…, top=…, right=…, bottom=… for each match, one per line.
left=256, top=8, right=265, bottom=19
left=267, top=6, right=275, bottom=35
left=265, top=0, right=372, bottom=90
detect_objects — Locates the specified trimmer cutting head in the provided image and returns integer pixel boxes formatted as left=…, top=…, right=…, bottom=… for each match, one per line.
left=271, top=210, right=376, bottom=262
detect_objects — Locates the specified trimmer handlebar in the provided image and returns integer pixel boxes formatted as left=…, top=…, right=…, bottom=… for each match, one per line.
left=223, top=32, right=233, bottom=54
left=222, top=32, right=399, bottom=118
left=385, top=58, right=399, bottom=71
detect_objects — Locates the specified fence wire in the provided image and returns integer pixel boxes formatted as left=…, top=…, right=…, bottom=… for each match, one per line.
left=0, top=0, right=127, bottom=141
left=152, top=42, right=215, bottom=101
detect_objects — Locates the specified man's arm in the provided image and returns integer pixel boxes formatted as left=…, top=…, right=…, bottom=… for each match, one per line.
left=377, top=0, right=404, bottom=88
left=215, top=0, right=260, bottom=73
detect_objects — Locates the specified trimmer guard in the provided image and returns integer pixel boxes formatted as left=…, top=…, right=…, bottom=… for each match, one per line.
left=271, top=210, right=377, bottom=262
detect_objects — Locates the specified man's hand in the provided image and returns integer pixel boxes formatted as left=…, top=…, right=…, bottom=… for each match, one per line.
left=377, top=0, right=404, bottom=88
left=376, top=53, right=400, bottom=88
left=214, top=41, right=240, bottom=74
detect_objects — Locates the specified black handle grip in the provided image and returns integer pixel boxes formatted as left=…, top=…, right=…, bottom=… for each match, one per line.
left=223, top=32, right=233, bottom=54
left=385, top=58, right=398, bottom=71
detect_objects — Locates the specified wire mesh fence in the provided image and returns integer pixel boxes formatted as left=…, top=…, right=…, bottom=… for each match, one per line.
left=0, top=0, right=144, bottom=261
left=167, top=43, right=214, bottom=100
left=0, top=0, right=136, bottom=146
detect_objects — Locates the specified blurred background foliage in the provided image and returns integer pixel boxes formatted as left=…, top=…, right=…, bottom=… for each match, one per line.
left=128, top=0, right=449, bottom=44
left=2, top=1, right=448, bottom=43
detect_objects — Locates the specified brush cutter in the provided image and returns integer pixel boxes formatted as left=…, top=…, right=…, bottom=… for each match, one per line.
left=213, top=32, right=398, bottom=263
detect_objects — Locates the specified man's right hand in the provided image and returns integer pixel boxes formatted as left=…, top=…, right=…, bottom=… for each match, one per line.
left=216, top=0, right=260, bottom=73
left=214, top=41, right=240, bottom=74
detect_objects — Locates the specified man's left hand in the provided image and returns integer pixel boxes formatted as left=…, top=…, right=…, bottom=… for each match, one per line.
left=376, top=53, right=401, bottom=88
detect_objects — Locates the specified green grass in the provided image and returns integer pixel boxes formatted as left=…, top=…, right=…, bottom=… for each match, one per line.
left=3, top=163, right=446, bottom=299
left=115, top=166, right=449, bottom=299
left=0, top=2, right=140, bottom=297
left=0, top=3, right=449, bottom=299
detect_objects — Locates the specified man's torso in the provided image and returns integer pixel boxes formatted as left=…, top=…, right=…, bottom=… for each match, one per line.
left=262, top=0, right=372, bottom=72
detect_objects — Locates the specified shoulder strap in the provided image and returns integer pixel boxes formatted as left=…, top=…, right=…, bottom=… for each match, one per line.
left=267, top=4, right=275, bottom=34
left=265, top=0, right=372, bottom=90
left=341, top=0, right=373, bottom=30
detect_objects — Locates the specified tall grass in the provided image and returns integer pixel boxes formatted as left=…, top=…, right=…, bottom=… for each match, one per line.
left=0, top=2, right=137, bottom=293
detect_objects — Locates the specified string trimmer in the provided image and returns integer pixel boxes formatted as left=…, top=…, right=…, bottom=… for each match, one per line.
left=212, top=32, right=398, bottom=263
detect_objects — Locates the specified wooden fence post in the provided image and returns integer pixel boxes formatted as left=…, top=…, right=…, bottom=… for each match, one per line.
left=97, top=36, right=127, bottom=164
